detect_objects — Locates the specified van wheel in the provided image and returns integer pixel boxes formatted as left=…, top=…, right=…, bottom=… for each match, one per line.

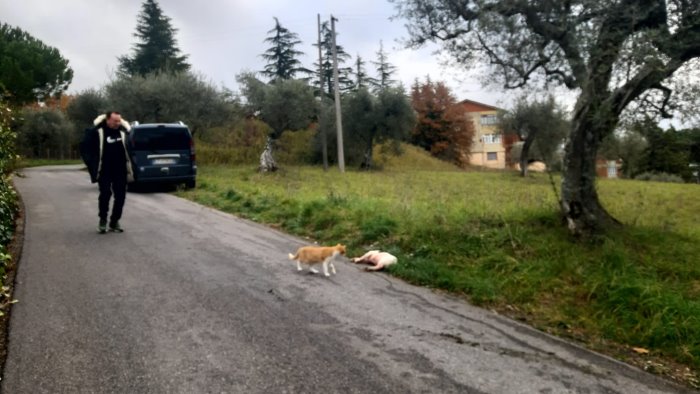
left=185, top=180, right=196, bottom=189
left=127, top=183, right=139, bottom=192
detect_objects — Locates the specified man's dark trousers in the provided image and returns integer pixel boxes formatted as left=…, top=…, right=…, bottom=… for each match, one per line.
left=98, top=173, right=126, bottom=224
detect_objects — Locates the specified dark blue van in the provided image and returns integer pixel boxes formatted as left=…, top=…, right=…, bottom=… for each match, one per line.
left=127, top=122, right=196, bottom=189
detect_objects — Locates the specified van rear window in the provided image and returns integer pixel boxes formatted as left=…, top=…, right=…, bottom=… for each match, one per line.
left=131, top=127, right=191, bottom=150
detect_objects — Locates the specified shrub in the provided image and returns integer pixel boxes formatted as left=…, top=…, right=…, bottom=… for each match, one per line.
left=0, top=101, right=18, bottom=272
left=17, top=107, right=75, bottom=159
left=634, top=172, right=685, bottom=183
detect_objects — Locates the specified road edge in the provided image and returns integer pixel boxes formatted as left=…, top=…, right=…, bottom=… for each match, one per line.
left=487, top=311, right=696, bottom=393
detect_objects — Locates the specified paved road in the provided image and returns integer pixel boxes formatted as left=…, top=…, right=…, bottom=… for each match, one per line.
left=2, top=166, right=688, bottom=393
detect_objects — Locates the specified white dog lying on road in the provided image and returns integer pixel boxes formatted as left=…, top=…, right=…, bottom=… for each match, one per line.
left=351, top=250, right=398, bottom=271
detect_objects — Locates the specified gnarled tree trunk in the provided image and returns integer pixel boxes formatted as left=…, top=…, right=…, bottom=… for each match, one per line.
left=519, top=136, right=534, bottom=177
left=360, top=143, right=373, bottom=170
left=259, top=136, right=278, bottom=172
left=561, top=97, right=621, bottom=235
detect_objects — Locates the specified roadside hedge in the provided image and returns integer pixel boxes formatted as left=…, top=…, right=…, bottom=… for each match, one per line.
left=0, top=101, right=18, bottom=269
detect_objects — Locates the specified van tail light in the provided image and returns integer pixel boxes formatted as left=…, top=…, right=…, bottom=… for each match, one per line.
left=190, top=139, right=196, bottom=163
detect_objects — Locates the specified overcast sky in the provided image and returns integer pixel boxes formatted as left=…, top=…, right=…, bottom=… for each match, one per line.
left=0, top=0, right=514, bottom=107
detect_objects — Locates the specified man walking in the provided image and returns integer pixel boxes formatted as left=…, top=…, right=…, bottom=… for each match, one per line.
left=81, top=112, right=134, bottom=233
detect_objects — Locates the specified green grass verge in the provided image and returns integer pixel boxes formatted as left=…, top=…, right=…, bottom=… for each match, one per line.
left=17, top=159, right=83, bottom=168
left=176, top=164, right=700, bottom=381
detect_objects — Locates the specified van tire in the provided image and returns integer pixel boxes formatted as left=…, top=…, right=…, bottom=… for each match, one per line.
left=185, top=180, right=196, bottom=189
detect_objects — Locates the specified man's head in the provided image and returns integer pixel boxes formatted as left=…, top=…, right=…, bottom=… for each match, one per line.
left=105, top=111, right=122, bottom=129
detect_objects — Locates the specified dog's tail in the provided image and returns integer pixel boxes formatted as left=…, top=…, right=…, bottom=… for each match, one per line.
left=288, top=253, right=298, bottom=260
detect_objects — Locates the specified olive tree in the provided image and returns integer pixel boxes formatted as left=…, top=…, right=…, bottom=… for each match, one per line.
left=392, top=0, right=700, bottom=235
left=499, top=95, right=570, bottom=176
left=237, top=73, right=316, bottom=172
left=105, top=72, right=236, bottom=135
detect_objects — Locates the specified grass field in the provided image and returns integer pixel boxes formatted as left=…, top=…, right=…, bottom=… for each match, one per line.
left=175, top=145, right=696, bottom=386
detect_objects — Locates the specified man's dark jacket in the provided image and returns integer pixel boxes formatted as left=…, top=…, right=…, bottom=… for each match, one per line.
left=80, top=114, right=134, bottom=184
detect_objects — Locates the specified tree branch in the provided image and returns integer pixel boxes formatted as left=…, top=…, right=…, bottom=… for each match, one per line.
left=611, top=8, right=700, bottom=115
left=611, top=58, right=684, bottom=115
left=650, top=83, right=674, bottom=118
left=519, top=3, right=587, bottom=87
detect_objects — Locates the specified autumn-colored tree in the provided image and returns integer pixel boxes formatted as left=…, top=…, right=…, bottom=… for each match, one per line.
left=410, top=78, right=474, bottom=167
left=26, top=94, right=73, bottom=112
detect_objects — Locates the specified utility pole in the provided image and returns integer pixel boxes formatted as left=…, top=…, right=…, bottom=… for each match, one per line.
left=330, top=15, right=345, bottom=173
left=317, top=14, right=328, bottom=171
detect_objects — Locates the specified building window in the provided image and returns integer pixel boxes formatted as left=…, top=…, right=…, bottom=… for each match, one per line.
left=487, top=152, right=498, bottom=161
left=607, top=161, right=618, bottom=178
left=482, top=134, right=502, bottom=144
left=481, top=114, right=498, bottom=125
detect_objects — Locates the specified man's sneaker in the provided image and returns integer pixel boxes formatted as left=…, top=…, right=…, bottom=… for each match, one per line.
left=109, top=221, right=124, bottom=233
left=98, top=219, right=107, bottom=234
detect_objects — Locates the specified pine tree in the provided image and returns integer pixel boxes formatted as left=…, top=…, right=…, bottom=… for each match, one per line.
left=0, top=23, right=73, bottom=105
left=372, top=41, right=397, bottom=91
left=118, top=0, right=190, bottom=76
left=351, top=55, right=377, bottom=91
left=260, top=17, right=309, bottom=82
left=313, top=21, right=352, bottom=98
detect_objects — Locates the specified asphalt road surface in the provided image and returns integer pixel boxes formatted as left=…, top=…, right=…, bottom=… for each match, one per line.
left=2, top=166, right=689, bottom=393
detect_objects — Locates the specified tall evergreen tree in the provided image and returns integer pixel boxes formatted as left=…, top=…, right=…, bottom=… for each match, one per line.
left=260, top=17, right=309, bottom=82
left=118, top=0, right=190, bottom=76
left=372, top=41, right=397, bottom=91
left=351, top=55, right=377, bottom=91
left=637, top=120, right=694, bottom=180
left=313, top=21, right=352, bottom=98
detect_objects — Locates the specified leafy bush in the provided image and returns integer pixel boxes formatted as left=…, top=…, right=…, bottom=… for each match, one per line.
left=0, top=102, right=18, bottom=173
left=195, top=119, right=268, bottom=166
left=0, top=101, right=18, bottom=272
left=17, top=107, right=76, bottom=159
left=196, top=119, right=316, bottom=166
left=15, top=90, right=106, bottom=161
left=0, top=179, right=16, bottom=246
left=634, top=172, right=685, bottom=183
left=65, top=88, right=108, bottom=135
left=105, top=72, right=239, bottom=136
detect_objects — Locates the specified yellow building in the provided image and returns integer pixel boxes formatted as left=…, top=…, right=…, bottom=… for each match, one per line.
left=458, top=99, right=506, bottom=169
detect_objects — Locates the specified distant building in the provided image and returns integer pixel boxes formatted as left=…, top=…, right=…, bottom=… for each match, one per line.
left=596, top=158, right=623, bottom=179
left=457, top=99, right=508, bottom=169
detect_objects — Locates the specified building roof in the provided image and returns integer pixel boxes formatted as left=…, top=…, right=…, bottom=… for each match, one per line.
left=458, top=98, right=502, bottom=112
